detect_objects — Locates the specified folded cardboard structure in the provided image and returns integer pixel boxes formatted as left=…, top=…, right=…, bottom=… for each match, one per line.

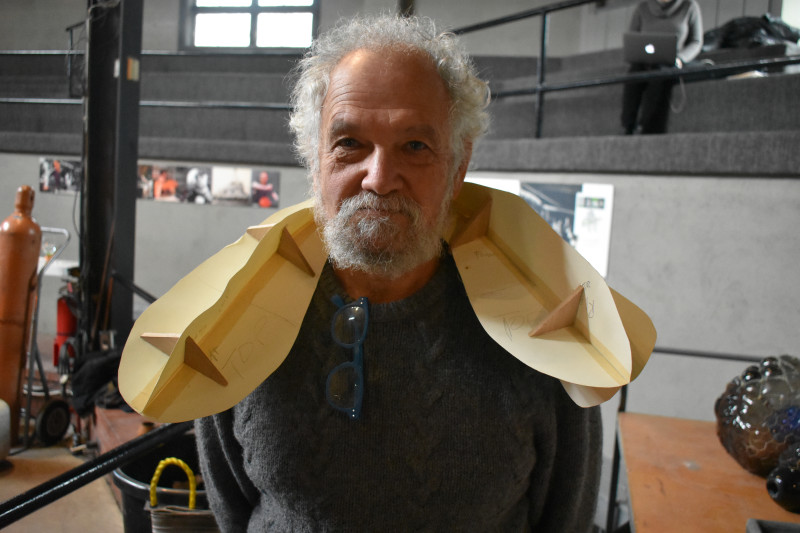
left=119, top=183, right=656, bottom=422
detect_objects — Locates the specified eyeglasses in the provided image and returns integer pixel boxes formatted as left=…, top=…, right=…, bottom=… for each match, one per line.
left=326, top=296, right=368, bottom=420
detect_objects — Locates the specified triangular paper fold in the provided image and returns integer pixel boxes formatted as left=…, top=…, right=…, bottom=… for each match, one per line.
left=184, top=336, right=228, bottom=386
left=118, top=184, right=656, bottom=422
left=529, top=285, right=584, bottom=337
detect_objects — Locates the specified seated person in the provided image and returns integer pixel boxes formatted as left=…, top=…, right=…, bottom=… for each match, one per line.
left=621, top=0, right=703, bottom=134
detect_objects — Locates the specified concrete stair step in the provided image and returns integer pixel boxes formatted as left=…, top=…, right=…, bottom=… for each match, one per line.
left=0, top=75, right=69, bottom=98
left=472, top=130, right=800, bottom=176
left=140, top=71, right=289, bottom=102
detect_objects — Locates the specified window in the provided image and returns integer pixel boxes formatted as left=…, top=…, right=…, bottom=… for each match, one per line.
left=183, top=0, right=317, bottom=50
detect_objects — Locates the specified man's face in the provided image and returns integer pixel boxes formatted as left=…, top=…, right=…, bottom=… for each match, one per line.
left=314, top=48, right=466, bottom=277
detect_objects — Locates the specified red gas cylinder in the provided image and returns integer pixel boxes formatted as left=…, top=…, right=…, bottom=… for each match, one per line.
left=0, top=185, right=42, bottom=445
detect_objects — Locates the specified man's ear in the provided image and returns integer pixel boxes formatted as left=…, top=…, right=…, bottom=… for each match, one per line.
left=451, top=142, right=473, bottom=200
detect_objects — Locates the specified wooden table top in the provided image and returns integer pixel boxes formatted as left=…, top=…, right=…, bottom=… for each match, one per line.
left=618, top=412, right=800, bottom=532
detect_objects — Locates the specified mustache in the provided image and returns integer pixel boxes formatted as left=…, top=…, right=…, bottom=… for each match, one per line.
left=337, top=192, right=421, bottom=226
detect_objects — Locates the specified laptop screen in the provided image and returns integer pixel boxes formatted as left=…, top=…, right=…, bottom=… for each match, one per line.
left=623, top=32, right=678, bottom=65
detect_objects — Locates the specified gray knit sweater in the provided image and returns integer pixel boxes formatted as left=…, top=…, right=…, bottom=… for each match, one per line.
left=195, top=252, right=602, bottom=532
left=630, top=0, right=703, bottom=64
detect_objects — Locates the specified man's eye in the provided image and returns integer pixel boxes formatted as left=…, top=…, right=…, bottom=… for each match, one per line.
left=407, top=141, right=428, bottom=151
left=336, top=138, right=359, bottom=149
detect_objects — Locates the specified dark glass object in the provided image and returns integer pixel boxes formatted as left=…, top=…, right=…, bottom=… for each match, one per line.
left=714, top=355, right=800, bottom=477
left=766, top=442, right=800, bottom=513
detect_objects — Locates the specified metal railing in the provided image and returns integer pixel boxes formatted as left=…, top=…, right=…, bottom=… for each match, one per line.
left=453, top=0, right=597, bottom=137
left=4, top=2, right=800, bottom=136
left=451, top=1, right=800, bottom=138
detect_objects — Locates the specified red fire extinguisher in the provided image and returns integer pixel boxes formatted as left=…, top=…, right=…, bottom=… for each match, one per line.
left=0, top=185, right=42, bottom=445
left=53, top=291, right=78, bottom=367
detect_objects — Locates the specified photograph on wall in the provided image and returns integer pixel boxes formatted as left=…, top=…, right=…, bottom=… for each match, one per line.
left=209, top=166, right=252, bottom=207
left=39, top=158, right=81, bottom=193
left=42, top=160, right=281, bottom=209
left=250, top=169, right=281, bottom=208
left=138, top=165, right=214, bottom=204
left=520, top=182, right=614, bottom=278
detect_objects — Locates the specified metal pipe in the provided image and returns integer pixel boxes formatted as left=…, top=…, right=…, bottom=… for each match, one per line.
left=5, top=57, right=798, bottom=112
left=452, top=0, right=595, bottom=35
left=535, top=13, right=549, bottom=138
left=491, top=54, right=800, bottom=99
left=0, top=420, right=193, bottom=528
left=653, top=346, right=763, bottom=363
left=112, top=270, right=157, bottom=304
left=0, top=97, right=291, bottom=110
left=605, top=385, right=627, bottom=533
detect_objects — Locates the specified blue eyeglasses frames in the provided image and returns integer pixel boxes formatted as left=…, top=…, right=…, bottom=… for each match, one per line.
left=326, top=297, right=368, bottom=420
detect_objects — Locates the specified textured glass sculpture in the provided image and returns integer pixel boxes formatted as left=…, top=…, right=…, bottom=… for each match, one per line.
left=714, top=355, right=800, bottom=477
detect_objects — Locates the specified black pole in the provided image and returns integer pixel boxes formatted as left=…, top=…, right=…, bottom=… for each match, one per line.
left=605, top=385, right=627, bottom=533
left=535, top=13, right=549, bottom=139
left=0, top=421, right=193, bottom=529
left=110, top=0, right=143, bottom=349
left=82, top=0, right=142, bottom=352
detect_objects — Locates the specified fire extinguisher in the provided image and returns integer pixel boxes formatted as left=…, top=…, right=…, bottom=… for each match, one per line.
left=53, top=290, right=78, bottom=367
left=0, top=185, right=42, bottom=445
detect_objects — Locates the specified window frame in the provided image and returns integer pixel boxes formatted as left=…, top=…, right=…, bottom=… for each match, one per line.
left=179, top=0, right=319, bottom=53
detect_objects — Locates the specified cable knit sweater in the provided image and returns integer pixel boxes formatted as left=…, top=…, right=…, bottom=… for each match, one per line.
left=630, top=0, right=703, bottom=64
left=195, top=252, right=602, bottom=532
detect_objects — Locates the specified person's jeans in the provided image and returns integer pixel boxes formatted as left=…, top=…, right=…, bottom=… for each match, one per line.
left=621, top=63, right=675, bottom=134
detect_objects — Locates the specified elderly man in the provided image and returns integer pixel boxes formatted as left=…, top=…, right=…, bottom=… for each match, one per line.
left=195, top=14, right=601, bottom=532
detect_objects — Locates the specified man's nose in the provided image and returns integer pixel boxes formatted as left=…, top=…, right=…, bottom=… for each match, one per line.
left=361, top=148, right=402, bottom=196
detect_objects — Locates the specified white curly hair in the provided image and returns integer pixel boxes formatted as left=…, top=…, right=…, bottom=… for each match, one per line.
left=288, top=14, right=490, bottom=179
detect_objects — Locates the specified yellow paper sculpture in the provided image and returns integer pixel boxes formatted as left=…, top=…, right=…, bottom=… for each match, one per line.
left=118, top=182, right=656, bottom=422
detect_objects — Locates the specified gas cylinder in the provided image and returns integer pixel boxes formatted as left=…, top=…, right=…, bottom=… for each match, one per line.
left=0, top=185, right=42, bottom=445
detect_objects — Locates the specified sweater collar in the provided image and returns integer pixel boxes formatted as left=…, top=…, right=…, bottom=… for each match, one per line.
left=317, top=246, right=454, bottom=323
left=647, top=0, right=683, bottom=17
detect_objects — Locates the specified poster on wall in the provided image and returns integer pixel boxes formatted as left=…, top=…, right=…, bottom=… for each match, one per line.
left=38, top=158, right=281, bottom=210
left=137, top=165, right=281, bottom=208
left=520, top=182, right=614, bottom=278
left=250, top=169, right=280, bottom=208
left=138, top=165, right=214, bottom=203
left=39, top=158, right=81, bottom=193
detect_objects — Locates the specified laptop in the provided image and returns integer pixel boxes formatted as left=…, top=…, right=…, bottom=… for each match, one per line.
left=623, top=32, right=678, bottom=65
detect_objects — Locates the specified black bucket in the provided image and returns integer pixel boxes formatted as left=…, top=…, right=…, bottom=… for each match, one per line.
left=112, top=432, right=211, bottom=533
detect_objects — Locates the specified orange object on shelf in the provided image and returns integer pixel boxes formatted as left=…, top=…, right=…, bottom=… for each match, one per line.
left=0, top=185, right=42, bottom=444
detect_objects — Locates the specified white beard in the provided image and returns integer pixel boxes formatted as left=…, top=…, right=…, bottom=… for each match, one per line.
left=315, top=187, right=452, bottom=280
